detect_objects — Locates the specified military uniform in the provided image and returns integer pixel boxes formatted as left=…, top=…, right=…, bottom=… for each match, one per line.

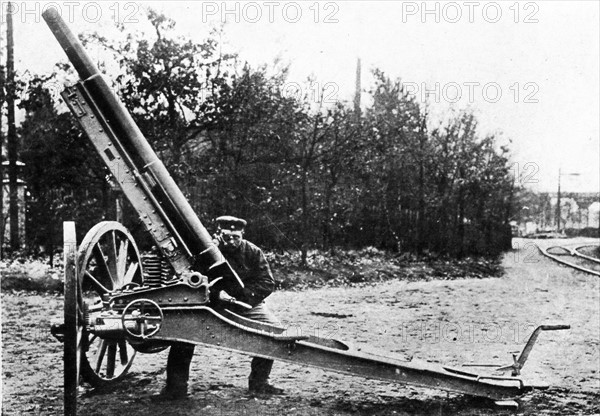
left=161, top=216, right=283, bottom=399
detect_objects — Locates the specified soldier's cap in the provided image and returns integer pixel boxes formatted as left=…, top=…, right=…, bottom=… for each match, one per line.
left=216, top=216, right=247, bottom=232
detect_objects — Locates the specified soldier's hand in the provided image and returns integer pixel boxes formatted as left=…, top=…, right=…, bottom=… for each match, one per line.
left=212, top=232, right=223, bottom=246
left=218, top=290, right=252, bottom=310
left=218, top=290, right=235, bottom=303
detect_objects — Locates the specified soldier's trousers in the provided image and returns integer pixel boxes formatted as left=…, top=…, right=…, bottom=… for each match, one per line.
left=166, top=302, right=280, bottom=390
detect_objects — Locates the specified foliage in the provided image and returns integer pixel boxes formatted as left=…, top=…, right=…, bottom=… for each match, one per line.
left=19, top=75, right=112, bottom=257
left=0, top=252, right=63, bottom=292
left=17, top=9, right=515, bottom=262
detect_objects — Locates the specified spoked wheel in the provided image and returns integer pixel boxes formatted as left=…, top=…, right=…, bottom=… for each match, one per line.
left=77, top=221, right=143, bottom=387
left=63, top=222, right=82, bottom=416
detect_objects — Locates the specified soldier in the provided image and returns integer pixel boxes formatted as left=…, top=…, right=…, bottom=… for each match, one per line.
left=158, top=216, right=284, bottom=399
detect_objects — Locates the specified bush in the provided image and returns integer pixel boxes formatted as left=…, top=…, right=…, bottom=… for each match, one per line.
left=564, top=227, right=599, bottom=238
left=1, top=248, right=504, bottom=294
left=1, top=255, right=63, bottom=293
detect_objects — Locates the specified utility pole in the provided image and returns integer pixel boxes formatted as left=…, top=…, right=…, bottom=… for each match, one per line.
left=556, top=168, right=561, bottom=232
left=556, top=168, right=581, bottom=234
left=0, top=12, right=5, bottom=258
left=353, top=57, right=361, bottom=119
left=6, top=1, right=19, bottom=251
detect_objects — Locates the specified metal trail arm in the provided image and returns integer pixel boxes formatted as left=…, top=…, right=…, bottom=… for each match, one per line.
left=150, top=306, right=530, bottom=400
left=42, top=8, right=242, bottom=292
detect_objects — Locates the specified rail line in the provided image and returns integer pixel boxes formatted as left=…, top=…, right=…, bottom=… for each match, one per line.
left=537, top=243, right=600, bottom=277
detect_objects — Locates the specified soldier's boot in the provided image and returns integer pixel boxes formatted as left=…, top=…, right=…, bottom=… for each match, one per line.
left=155, top=343, right=195, bottom=400
left=248, top=357, right=284, bottom=395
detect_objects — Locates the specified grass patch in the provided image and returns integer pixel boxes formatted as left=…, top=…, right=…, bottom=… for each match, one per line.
left=1, top=255, right=63, bottom=293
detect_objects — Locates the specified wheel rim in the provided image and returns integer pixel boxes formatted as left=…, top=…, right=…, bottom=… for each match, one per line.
left=77, top=221, right=143, bottom=386
left=63, top=221, right=81, bottom=416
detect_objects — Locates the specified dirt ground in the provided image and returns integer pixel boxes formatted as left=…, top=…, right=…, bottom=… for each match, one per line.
left=2, top=237, right=599, bottom=415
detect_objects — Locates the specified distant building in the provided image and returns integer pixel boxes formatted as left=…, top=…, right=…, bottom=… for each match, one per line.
left=519, top=192, right=599, bottom=235
left=552, top=192, right=599, bottom=231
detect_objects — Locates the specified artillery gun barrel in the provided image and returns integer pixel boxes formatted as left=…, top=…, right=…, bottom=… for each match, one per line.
left=42, top=8, right=241, bottom=289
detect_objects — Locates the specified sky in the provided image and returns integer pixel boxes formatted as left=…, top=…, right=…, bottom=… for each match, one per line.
left=1, top=0, right=599, bottom=193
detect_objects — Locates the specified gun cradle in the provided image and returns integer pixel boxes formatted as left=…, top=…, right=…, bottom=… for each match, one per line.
left=62, top=85, right=190, bottom=270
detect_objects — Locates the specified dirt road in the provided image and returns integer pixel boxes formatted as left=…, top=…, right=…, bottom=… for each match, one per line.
left=2, top=238, right=599, bottom=415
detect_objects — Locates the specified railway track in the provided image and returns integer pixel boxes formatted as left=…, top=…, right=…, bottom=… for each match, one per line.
left=538, top=243, right=600, bottom=276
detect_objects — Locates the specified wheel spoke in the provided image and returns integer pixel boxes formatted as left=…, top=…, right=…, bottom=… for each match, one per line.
left=92, top=244, right=116, bottom=289
left=109, top=231, right=119, bottom=284
left=123, top=262, right=139, bottom=286
left=76, top=327, right=83, bottom=347
left=95, top=339, right=108, bottom=373
left=118, top=340, right=129, bottom=365
left=117, top=238, right=129, bottom=282
left=76, top=301, right=85, bottom=321
left=76, top=327, right=83, bottom=376
left=106, top=343, right=117, bottom=378
left=76, top=348, right=80, bottom=378
left=84, top=271, right=110, bottom=294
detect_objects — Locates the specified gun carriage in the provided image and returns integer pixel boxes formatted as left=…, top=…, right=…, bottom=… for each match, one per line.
left=43, top=8, right=568, bottom=415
